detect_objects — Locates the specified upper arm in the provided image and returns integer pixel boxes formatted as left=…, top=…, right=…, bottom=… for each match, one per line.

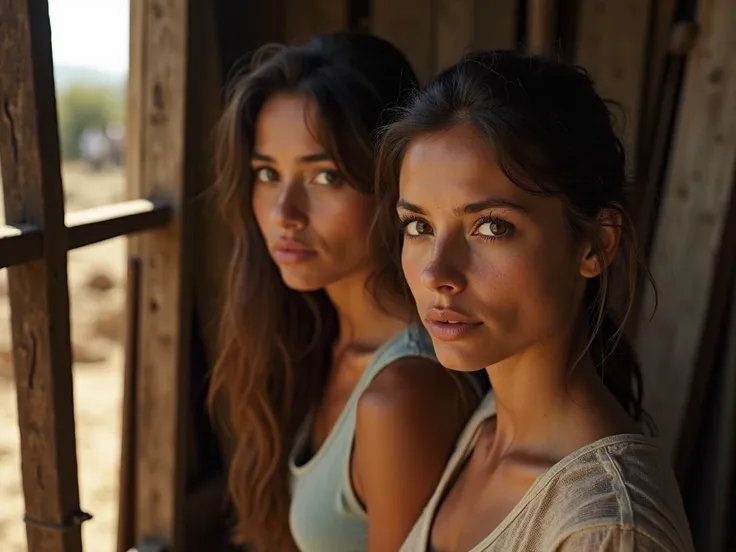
left=353, top=357, right=478, bottom=552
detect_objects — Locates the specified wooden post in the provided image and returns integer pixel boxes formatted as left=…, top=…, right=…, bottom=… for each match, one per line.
left=573, top=0, right=653, bottom=323
left=575, top=0, right=651, bottom=175
left=435, top=0, right=520, bottom=74
left=371, top=0, right=435, bottom=83
left=0, top=1, right=84, bottom=552
left=472, top=0, right=520, bottom=52
left=116, top=258, right=141, bottom=552
left=635, top=0, right=736, bottom=465
left=128, top=0, right=194, bottom=549
left=526, top=0, right=557, bottom=56
left=285, top=0, right=348, bottom=45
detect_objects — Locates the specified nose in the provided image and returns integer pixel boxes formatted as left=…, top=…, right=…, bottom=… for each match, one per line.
left=421, top=237, right=467, bottom=295
left=272, top=182, right=307, bottom=230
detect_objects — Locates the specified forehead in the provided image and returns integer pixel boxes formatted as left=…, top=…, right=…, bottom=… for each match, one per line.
left=253, top=92, right=324, bottom=154
left=398, top=123, right=525, bottom=206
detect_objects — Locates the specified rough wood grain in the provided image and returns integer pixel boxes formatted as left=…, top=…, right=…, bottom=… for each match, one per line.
left=527, top=0, right=556, bottom=56
left=635, top=0, right=736, bottom=462
left=371, top=0, right=434, bottom=83
left=131, top=0, right=194, bottom=549
left=0, top=1, right=82, bottom=551
left=575, top=0, right=651, bottom=174
left=285, top=0, right=348, bottom=45
left=435, top=0, right=519, bottom=73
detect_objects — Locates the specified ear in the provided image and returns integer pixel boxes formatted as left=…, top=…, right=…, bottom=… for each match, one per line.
left=579, top=208, right=622, bottom=279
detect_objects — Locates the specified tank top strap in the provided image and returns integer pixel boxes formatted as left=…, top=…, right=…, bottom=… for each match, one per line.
left=353, top=322, right=438, bottom=396
left=435, top=391, right=496, bottom=493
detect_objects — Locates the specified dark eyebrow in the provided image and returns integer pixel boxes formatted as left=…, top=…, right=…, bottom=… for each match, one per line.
left=250, top=151, right=332, bottom=163
left=251, top=151, right=273, bottom=162
left=299, top=152, right=331, bottom=163
left=455, top=197, right=527, bottom=216
left=396, top=199, right=427, bottom=215
left=397, top=197, right=526, bottom=216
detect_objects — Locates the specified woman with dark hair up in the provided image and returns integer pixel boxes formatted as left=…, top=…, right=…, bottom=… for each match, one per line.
left=208, top=32, right=486, bottom=552
left=372, top=50, right=694, bottom=551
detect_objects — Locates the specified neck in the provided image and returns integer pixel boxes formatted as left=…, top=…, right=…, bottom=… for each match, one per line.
left=325, top=268, right=409, bottom=352
left=484, top=327, right=604, bottom=455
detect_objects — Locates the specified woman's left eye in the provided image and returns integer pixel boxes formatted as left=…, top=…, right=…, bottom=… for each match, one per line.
left=313, top=170, right=340, bottom=185
left=477, top=219, right=511, bottom=238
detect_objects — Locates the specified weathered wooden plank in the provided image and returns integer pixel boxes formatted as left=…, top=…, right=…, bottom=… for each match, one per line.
left=0, top=200, right=170, bottom=270
left=635, top=0, right=736, bottom=462
left=686, top=278, right=736, bottom=552
left=473, top=0, right=519, bottom=52
left=633, top=19, right=698, bottom=260
left=435, top=0, right=519, bottom=73
left=116, top=257, right=140, bottom=552
left=436, top=0, right=475, bottom=72
left=526, top=0, right=556, bottom=56
left=285, top=0, right=348, bottom=45
left=575, top=0, right=652, bottom=174
left=0, top=1, right=83, bottom=552
left=0, top=224, right=41, bottom=267
left=66, top=198, right=172, bottom=249
left=131, top=0, right=194, bottom=549
left=637, top=0, right=677, bottom=167
left=371, top=0, right=434, bottom=83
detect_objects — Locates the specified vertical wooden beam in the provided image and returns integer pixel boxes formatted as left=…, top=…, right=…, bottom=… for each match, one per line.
left=575, top=0, right=652, bottom=174
left=435, top=0, right=520, bottom=74
left=638, top=0, right=678, bottom=167
left=574, top=0, right=653, bottom=325
left=0, top=2, right=83, bottom=552
left=285, top=0, right=349, bottom=45
left=636, top=0, right=736, bottom=464
left=129, top=0, right=193, bottom=549
left=371, top=0, right=435, bottom=83
left=116, top=258, right=141, bottom=552
left=527, top=0, right=557, bottom=56
left=435, top=0, right=475, bottom=72
left=473, top=0, right=520, bottom=52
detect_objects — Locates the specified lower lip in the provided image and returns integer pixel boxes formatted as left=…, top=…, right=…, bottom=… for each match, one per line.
left=426, top=320, right=482, bottom=342
left=273, top=249, right=317, bottom=265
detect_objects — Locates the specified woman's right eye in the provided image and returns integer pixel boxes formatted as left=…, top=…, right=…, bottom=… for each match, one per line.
left=403, top=219, right=432, bottom=237
left=254, top=167, right=277, bottom=182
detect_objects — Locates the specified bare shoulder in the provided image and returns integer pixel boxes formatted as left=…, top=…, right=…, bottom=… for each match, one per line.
left=352, top=357, right=481, bottom=549
left=356, top=356, right=478, bottom=435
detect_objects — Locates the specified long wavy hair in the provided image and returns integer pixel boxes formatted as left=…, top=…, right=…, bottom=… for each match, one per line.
left=208, top=32, right=418, bottom=551
left=371, top=50, right=656, bottom=424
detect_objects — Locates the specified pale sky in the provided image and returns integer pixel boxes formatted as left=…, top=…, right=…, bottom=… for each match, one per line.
left=49, top=0, right=130, bottom=75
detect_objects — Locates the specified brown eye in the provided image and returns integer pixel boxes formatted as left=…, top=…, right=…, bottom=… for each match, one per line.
left=254, top=167, right=277, bottom=182
left=404, top=219, right=431, bottom=236
left=478, top=219, right=509, bottom=237
left=313, top=170, right=340, bottom=185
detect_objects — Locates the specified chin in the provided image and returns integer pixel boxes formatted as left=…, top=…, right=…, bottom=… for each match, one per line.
left=432, top=341, right=490, bottom=373
left=279, top=275, right=326, bottom=292
left=277, top=266, right=338, bottom=293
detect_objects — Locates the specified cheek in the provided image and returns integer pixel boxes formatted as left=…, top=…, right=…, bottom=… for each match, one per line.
left=401, top=245, right=425, bottom=295
left=314, top=192, right=373, bottom=251
left=475, top=238, right=578, bottom=327
left=251, top=185, right=274, bottom=233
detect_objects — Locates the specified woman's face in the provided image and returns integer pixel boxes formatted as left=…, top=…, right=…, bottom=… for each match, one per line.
left=398, top=123, right=589, bottom=371
left=252, top=93, right=375, bottom=292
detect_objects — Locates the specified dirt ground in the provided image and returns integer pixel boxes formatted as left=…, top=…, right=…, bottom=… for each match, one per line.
left=0, top=162, right=127, bottom=552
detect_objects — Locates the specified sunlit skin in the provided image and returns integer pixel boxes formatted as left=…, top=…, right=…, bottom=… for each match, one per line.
left=398, top=123, right=638, bottom=551
left=252, top=93, right=376, bottom=294
left=252, top=94, right=479, bottom=551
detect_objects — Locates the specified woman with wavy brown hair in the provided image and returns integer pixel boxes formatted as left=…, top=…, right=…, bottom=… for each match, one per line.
left=208, top=32, right=486, bottom=552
